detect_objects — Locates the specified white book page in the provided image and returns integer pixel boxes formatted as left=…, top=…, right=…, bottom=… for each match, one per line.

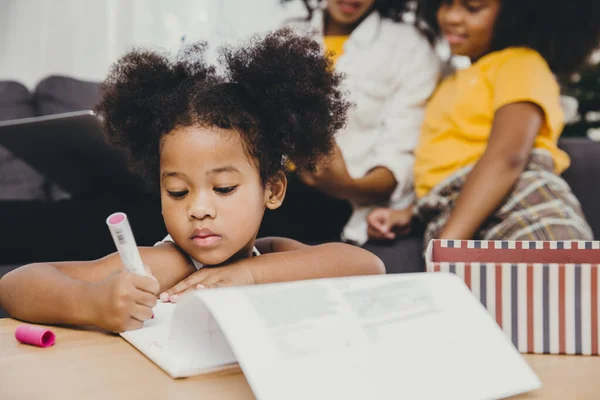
left=168, top=294, right=238, bottom=377
left=120, top=300, right=238, bottom=378
left=196, top=273, right=540, bottom=400
left=120, top=301, right=180, bottom=377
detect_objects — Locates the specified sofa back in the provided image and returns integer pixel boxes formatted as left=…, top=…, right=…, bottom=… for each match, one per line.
left=0, top=76, right=101, bottom=200
left=559, top=138, right=600, bottom=238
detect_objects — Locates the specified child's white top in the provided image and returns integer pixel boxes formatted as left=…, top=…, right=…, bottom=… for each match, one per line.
left=155, top=235, right=260, bottom=270
left=285, top=8, right=442, bottom=245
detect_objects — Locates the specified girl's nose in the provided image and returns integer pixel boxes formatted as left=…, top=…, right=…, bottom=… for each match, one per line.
left=188, top=192, right=216, bottom=220
left=441, top=3, right=464, bottom=26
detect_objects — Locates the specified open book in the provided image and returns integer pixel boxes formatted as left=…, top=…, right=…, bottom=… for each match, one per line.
left=121, top=273, right=541, bottom=400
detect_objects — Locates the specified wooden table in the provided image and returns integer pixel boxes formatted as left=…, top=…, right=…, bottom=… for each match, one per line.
left=1, top=319, right=598, bottom=399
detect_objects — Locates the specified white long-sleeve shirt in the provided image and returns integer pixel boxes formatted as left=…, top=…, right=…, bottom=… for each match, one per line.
left=287, top=8, right=441, bottom=244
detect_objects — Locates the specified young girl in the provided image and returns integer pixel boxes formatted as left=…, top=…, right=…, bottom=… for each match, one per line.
left=0, top=29, right=385, bottom=333
left=263, top=0, right=440, bottom=245
left=368, top=0, right=600, bottom=245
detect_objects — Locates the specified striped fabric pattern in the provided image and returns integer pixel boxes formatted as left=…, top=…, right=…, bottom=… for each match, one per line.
left=438, top=239, right=600, bottom=250
left=426, top=240, right=600, bottom=355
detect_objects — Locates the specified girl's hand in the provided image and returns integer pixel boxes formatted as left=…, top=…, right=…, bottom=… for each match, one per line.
left=159, top=263, right=255, bottom=303
left=367, top=207, right=413, bottom=241
left=89, top=266, right=159, bottom=333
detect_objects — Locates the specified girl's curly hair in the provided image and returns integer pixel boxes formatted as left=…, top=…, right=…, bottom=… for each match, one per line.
left=95, top=28, right=350, bottom=187
left=416, top=0, right=600, bottom=78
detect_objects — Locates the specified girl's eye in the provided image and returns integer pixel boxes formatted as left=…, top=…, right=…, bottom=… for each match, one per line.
left=214, top=186, right=238, bottom=195
left=167, top=190, right=188, bottom=199
left=464, top=1, right=483, bottom=12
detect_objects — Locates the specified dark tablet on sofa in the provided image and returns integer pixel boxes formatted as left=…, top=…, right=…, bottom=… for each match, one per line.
left=0, top=111, right=145, bottom=197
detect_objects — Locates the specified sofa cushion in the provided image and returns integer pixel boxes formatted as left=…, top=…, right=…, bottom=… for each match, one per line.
left=32, top=76, right=102, bottom=200
left=363, top=236, right=425, bottom=274
left=0, top=81, right=46, bottom=200
left=559, top=138, right=600, bottom=239
left=0, top=81, right=35, bottom=121
left=34, top=75, right=101, bottom=116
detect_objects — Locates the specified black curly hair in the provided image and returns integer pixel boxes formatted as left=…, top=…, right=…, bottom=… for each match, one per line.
left=416, top=0, right=600, bottom=78
left=95, top=28, right=350, bottom=188
left=281, top=0, right=412, bottom=21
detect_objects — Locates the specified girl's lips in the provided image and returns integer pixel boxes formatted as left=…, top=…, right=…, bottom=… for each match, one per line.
left=445, top=33, right=467, bottom=45
left=338, top=0, right=361, bottom=16
left=191, top=235, right=221, bottom=248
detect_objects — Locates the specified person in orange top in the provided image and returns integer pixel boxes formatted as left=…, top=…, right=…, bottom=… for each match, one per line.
left=368, top=0, right=600, bottom=246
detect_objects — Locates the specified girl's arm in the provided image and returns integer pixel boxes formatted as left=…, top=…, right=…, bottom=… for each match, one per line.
left=251, top=237, right=385, bottom=283
left=160, top=238, right=385, bottom=299
left=438, top=102, right=543, bottom=240
left=0, top=244, right=194, bottom=331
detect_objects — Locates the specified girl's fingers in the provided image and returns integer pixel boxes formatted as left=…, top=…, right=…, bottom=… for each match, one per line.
left=368, top=209, right=392, bottom=233
left=124, top=318, right=144, bottom=332
left=131, top=304, right=153, bottom=322
left=368, top=225, right=395, bottom=240
left=167, top=286, right=199, bottom=303
left=135, top=291, right=159, bottom=308
left=159, top=271, right=208, bottom=301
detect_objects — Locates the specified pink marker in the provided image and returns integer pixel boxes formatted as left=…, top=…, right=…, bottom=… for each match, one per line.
left=106, top=212, right=147, bottom=276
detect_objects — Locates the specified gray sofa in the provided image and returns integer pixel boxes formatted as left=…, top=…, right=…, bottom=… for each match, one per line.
left=0, top=76, right=166, bottom=264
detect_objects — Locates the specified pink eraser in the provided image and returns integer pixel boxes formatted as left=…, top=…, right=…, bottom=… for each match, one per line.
left=15, top=324, right=55, bottom=348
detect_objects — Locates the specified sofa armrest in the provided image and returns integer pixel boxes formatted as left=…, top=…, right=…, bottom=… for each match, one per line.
left=34, top=75, right=100, bottom=116
left=558, top=138, right=600, bottom=238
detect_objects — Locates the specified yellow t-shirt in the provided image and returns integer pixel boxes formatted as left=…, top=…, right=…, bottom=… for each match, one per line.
left=323, top=35, right=348, bottom=66
left=414, top=47, right=569, bottom=198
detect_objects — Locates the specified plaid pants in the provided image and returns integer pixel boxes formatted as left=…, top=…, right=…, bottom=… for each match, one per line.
left=415, top=149, right=594, bottom=248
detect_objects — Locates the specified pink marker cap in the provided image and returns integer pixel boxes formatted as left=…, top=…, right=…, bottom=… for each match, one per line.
left=107, top=212, right=126, bottom=225
left=15, top=324, right=56, bottom=348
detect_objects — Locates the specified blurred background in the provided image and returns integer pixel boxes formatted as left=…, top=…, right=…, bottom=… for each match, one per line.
left=2, top=0, right=598, bottom=134
left=0, top=0, right=598, bottom=270
left=0, top=0, right=303, bottom=265
left=0, top=0, right=299, bottom=88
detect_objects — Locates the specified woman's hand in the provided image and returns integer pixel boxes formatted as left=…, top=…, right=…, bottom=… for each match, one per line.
left=159, top=263, right=256, bottom=303
left=89, top=266, right=159, bottom=332
left=367, top=207, right=413, bottom=241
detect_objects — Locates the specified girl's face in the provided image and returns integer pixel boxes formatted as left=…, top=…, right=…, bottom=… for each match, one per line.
left=437, top=0, right=501, bottom=62
left=159, top=126, right=285, bottom=266
left=327, top=0, right=376, bottom=28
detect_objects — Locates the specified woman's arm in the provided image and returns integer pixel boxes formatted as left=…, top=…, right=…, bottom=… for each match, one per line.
left=299, top=146, right=397, bottom=205
left=161, top=237, right=385, bottom=299
left=438, top=102, right=543, bottom=240
left=0, top=245, right=194, bottom=330
left=352, top=167, right=398, bottom=205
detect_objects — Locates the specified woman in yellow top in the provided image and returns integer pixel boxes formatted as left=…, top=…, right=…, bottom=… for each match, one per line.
left=368, top=0, right=600, bottom=245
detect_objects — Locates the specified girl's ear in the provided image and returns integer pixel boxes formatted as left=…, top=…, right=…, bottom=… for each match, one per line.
left=265, top=171, right=287, bottom=210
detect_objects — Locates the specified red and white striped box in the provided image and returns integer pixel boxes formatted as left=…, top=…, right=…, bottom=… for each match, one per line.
left=425, top=239, right=600, bottom=355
